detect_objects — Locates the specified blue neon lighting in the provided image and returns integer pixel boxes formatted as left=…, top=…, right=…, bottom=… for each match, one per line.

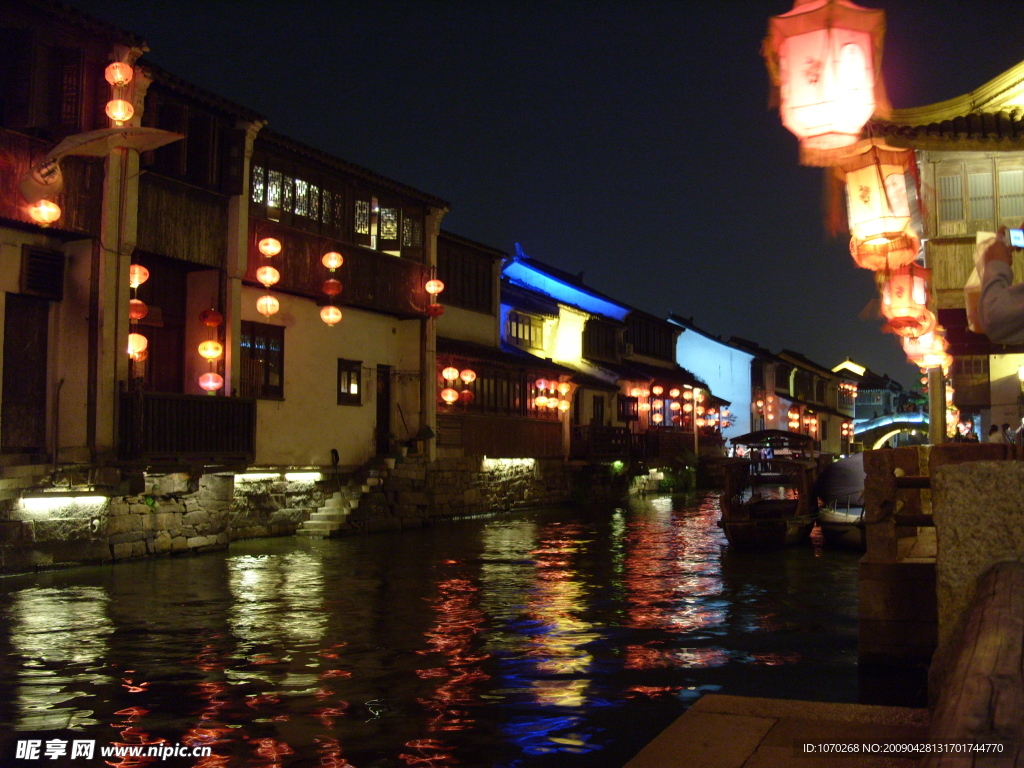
left=503, top=260, right=630, bottom=322
left=853, top=412, right=928, bottom=434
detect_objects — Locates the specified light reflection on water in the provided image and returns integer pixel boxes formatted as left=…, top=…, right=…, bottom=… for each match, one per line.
left=0, top=493, right=866, bottom=767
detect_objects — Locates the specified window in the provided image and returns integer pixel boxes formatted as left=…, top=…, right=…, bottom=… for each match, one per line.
left=438, top=239, right=494, bottom=314
left=507, top=311, right=544, bottom=351
left=937, top=174, right=963, bottom=223
left=337, top=359, right=361, bottom=405
left=968, top=172, right=994, bottom=221
left=1000, top=169, right=1024, bottom=219
left=239, top=321, right=284, bottom=399
left=583, top=319, right=619, bottom=361
left=618, top=395, right=639, bottom=422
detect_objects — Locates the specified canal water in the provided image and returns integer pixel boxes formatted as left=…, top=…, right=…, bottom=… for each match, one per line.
left=0, top=493, right=887, bottom=767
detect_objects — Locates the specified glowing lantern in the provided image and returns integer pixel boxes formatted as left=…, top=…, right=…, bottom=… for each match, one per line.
left=558, top=399, right=570, bottom=412
left=105, top=99, right=134, bottom=123
left=198, top=372, right=224, bottom=392
left=256, top=294, right=279, bottom=318
left=459, top=389, right=475, bottom=403
left=546, top=397, right=558, bottom=409
left=881, top=265, right=935, bottom=338
left=442, top=366, right=460, bottom=382
left=104, top=61, right=133, bottom=87
left=789, top=407, right=800, bottom=420
left=630, top=387, right=641, bottom=397
left=652, top=399, right=664, bottom=410
left=321, top=251, right=343, bottom=270
left=764, top=0, right=886, bottom=165
left=256, top=265, right=280, bottom=288
left=557, top=382, right=571, bottom=396
left=425, top=279, right=444, bottom=295
left=683, top=390, right=694, bottom=401
left=652, top=385, right=664, bottom=396
left=127, top=332, right=148, bottom=360
left=683, top=403, right=693, bottom=413
left=535, top=395, right=549, bottom=408
left=426, top=304, right=445, bottom=318
left=200, top=308, right=223, bottom=327
left=696, top=417, right=706, bottom=428
left=128, top=298, right=148, bottom=321
left=652, top=413, right=664, bottom=424
left=640, top=389, right=650, bottom=398
left=696, top=406, right=705, bottom=416
left=535, top=378, right=549, bottom=391
left=258, top=237, right=282, bottom=257
left=320, top=305, right=342, bottom=326
left=322, top=278, right=342, bottom=297
left=129, top=264, right=149, bottom=288
left=755, top=398, right=765, bottom=409
left=639, top=402, right=651, bottom=412
left=839, top=140, right=918, bottom=270
left=28, top=199, right=61, bottom=225
left=697, top=392, right=706, bottom=403
left=670, top=401, right=681, bottom=411
left=669, top=388, right=681, bottom=398
left=198, top=340, right=223, bottom=360
left=440, top=387, right=459, bottom=404
left=903, top=328, right=949, bottom=368
left=460, top=369, right=477, bottom=384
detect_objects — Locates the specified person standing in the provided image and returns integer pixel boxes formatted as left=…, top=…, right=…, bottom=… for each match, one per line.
left=979, top=224, right=1024, bottom=343
left=988, top=424, right=1006, bottom=443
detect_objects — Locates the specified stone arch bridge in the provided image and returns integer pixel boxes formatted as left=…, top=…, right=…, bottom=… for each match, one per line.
left=854, top=413, right=929, bottom=449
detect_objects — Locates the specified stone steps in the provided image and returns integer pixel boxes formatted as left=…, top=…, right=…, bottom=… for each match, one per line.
left=296, top=486, right=363, bottom=538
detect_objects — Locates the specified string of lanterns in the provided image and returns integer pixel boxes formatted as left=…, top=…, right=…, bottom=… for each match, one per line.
left=127, top=263, right=149, bottom=365
left=321, top=250, right=343, bottom=326
left=197, top=307, right=224, bottom=392
left=532, top=378, right=571, bottom=413
left=439, top=366, right=478, bottom=405
left=255, top=236, right=281, bottom=318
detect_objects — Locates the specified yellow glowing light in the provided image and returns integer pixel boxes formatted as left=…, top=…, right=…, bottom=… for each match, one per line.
left=129, top=264, right=149, bottom=288
left=256, top=265, right=280, bottom=288
left=669, top=388, right=680, bottom=398
left=440, top=388, right=459, bottom=404
left=105, top=98, right=134, bottom=123
left=197, top=340, right=223, bottom=360
left=105, top=61, right=134, bottom=87
left=460, top=369, right=477, bottom=384
left=321, top=251, right=343, bottom=270
left=256, top=294, right=279, bottom=317
left=258, top=237, right=282, bottom=257
left=28, top=199, right=61, bottom=225
left=320, top=305, right=342, bottom=326
left=442, top=367, right=460, bottom=381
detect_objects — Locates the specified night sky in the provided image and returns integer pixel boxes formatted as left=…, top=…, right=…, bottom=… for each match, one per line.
left=66, top=0, right=1024, bottom=387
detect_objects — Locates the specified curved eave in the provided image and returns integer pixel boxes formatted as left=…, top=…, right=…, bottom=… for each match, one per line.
left=886, top=58, right=1024, bottom=126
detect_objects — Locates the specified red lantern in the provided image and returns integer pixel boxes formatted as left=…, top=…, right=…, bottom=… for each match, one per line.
left=322, top=278, right=342, bottom=297
left=320, top=305, right=342, bottom=326
left=199, top=308, right=223, bottom=327
left=765, top=0, right=886, bottom=166
left=460, top=369, right=477, bottom=384
left=459, top=389, right=475, bottom=403
left=105, top=98, right=134, bottom=123
left=258, top=237, right=281, bottom=257
left=198, top=372, right=224, bottom=392
left=321, top=251, right=343, bottom=270
left=652, top=385, right=664, bottom=396
left=104, top=61, right=133, bottom=87
left=881, top=265, right=935, bottom=338
left=426, top=304, right=444, bottom=318
left=128, top=299, right=148, bottom=321
left=129, top=264, right=149, bottom=289
left=127, top=332, right=148, bottom=360
left=256, top=265, right=280, bottom=288
left=440, top=387, right=459, bottom=404
left=442, top=366, right=459, bottom=382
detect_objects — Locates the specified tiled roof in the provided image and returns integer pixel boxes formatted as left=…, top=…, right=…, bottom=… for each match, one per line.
left=870, top=112, right=1024, bottom=150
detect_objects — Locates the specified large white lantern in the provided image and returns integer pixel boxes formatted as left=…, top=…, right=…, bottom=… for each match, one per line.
left=765, top=0, right=887, bottom=166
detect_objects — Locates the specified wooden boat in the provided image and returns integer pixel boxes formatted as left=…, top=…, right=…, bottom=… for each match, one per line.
left=814, top=453, right=866, bottom=549
left=718, top=430, right=818, bottom=548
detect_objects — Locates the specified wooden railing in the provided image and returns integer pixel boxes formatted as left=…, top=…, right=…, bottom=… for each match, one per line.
left=118, top=390, right=256, bottom=466
left=571, top=425, right=631, bottom=458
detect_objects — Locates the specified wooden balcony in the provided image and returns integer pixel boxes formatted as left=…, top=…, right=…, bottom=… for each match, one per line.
left=118, top=390, right=256, bottom=467
left=438, top=414, right=562, bottom=458
left=571, top=425, right=632, bottom=459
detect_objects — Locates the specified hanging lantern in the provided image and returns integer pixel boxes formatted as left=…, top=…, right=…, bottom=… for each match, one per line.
left=198, top=340, right=223, bottom=360
left=256, top=265, right=280, bottom=288
left=903, top=328, right=950, bottom=369
left=198, top=372, right=224, bottom=392
left=881, top=264, right=935, bottom=338
left=321, top=251, right=344, bottom=270
left=652, top=399, right=664, bottom=410
left=683, top=402, right=693, bottom=413
left=557, top=382, right=571, bottom=396
left=696, top=417, right=706, bottom=428
left=630, top=387, right=641, bottom=397
left=696, top=406, right=705, bottom=416
left=426, top=304, right=445, bottom=318
left=639, top=402, right=651, bottom=412
left=669, top=388, right=681, bottom=398
left=27, top=199, right=61, bottom=225
left=697, top=392, right=706, bottom=403
left=425, top=279, right=445, bottom=295
left=640, top=389, right=650, bottom=398
left=127, top=332, right=148, bottom=360
left=545, top=397, right=559, bottom=410
left=789, top=407, right=800, bottom=420
left=440, top=387, right=459, bottom=404
left=322, top=278, right=342, bottom=297
left=459, top=389, right=475, bottom=403
left=256, top=294, right=279, bottom=318
left=320, top=305, right=342, bottom=326
left=104, top=61, right=134, bottom=87
left=128, top=298, right=148, bottom=321
left=442, top=366, right=460, bottom=382
left=670, top=401, right=681, bottom=411
left=258, top=237, right=282, bottom=257
left=558, top=399, right=570, bottom=412
left=755, top=398, right=765, bottom=409
left=459, top=369, right=477, bottom=384
left=199, top=308, right=223, bottom=327
left=764, top=0, right=886, bottom=165
left=535, top=378, right=549, bottom=391
left=672, top=415, right=682, bottom=424
left=129, top=264, right=149, bottom=288
left=652, top=413, right=664, bottom=424
left=535, top=395, right=549, bottom=408
left=839, top=140, right=918, bottom=270
left=105, top=98, right=134, bottom=123
left=651, top=385, right=664, bottom=396
left=683, top=390, right=694, bottom=401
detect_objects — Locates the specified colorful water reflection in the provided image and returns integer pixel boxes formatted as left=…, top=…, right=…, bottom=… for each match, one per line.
left=0, top=493, right=864, bottom=767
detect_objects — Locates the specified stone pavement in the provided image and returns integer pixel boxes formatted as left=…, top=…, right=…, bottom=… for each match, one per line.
left=625, top=694, right=930, bottom=768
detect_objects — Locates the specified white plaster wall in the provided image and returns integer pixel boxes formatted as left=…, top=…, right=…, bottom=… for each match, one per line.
left=676, top=331, right=754, bottom=440
left=989, top=353, right=1024, bottom=434
left=243, top=286, right=422, bottom=467
left=437, top=305, right=497, bottom=346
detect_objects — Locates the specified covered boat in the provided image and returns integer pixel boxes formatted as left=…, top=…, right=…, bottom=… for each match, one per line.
left=718, top=430, right=818, bottom=548
left=814, top=452, right=866, bottom=549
